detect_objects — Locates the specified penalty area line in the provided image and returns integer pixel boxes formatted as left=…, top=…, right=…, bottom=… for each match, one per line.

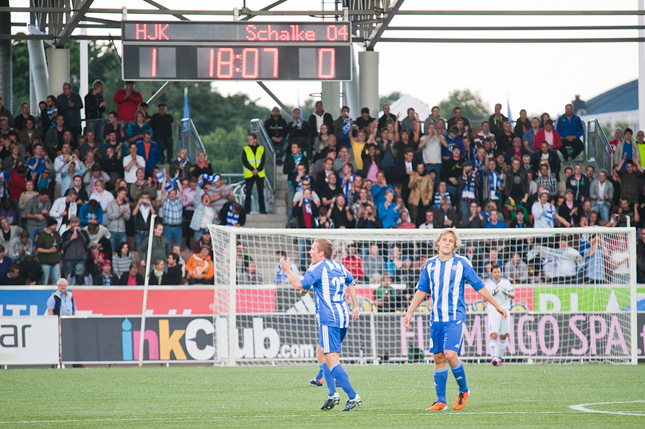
left=569, top=400, right=645, bottom=417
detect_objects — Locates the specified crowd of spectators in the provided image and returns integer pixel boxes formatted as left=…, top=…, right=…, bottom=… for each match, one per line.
left=264, top=101, right=644, bottom=307
left=0, top=81, right=247, bottom=286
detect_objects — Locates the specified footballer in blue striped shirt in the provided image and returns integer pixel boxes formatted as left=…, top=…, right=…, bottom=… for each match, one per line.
left=280, top=238, right=362, bottom=412
left=404, top=228, right=508, bottom=411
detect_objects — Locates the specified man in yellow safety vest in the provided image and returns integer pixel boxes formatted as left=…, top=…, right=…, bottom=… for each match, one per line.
left=242, top=133, right=267, bottom=214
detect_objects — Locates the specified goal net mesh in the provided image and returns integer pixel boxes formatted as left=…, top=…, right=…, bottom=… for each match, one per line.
left=209, top=226, right=637, bottom=365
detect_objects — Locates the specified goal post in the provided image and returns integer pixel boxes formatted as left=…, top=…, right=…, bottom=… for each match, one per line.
left=209, top=225, right=639, bottom=365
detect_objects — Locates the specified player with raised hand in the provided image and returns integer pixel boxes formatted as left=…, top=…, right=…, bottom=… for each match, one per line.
left=280, top=238, right=362, bottom=412
left=404, top=228, right=508, bottom=411
left=485, top=264, right=515, bottom=366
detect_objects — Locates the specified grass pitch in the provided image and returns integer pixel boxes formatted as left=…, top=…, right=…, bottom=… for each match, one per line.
left=1, top=364, right=644, bottom=428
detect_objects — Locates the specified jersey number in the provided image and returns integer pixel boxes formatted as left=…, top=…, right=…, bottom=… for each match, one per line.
left=331, top=276, right=345, bottom=302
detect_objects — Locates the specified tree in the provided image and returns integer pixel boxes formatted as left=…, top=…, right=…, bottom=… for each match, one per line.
left=602, top=121, right=631, bottom=140
left=379, top=91, right=402, bottom=108
left=438, top=89, right=491, bottom=123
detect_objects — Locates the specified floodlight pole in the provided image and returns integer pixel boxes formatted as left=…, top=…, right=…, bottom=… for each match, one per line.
left=138, top=213, right=157, bottom=368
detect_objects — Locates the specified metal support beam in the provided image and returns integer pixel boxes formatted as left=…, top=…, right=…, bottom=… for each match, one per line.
left=142, top=0, right=189, bottom=21
left=147, top=81, right=172, bottom=106
left=366, top=0, right=404, bottom=50
left=256, top=82, right=293, bottom=120
left=241, top=0, right=288, bottom=21
left=55, top=0, right=94, bottom=47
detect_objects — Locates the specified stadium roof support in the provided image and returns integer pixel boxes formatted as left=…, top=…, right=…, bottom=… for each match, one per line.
left=55, top=0, right=94, bottom=48
left=365, top=0, right=404, bottom=50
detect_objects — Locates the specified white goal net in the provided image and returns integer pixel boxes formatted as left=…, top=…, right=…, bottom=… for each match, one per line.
left=208, top=226, right=639, bottom=365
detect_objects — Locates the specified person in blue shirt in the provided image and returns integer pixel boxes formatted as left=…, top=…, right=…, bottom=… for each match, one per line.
left=279, top=238, right=362, bottom=412
left=378, top=189, right=400, bottom=228
left=404, top=228, right=507, bottom=412
left=554, top=103, right=585, bottom=161
left=136, top=131, right=162, bottom=173
left=484, top=208, right=507, bottom=228
left=370, top=170, right=394, bottom=207
left=441, top=126, right=465, bottom=160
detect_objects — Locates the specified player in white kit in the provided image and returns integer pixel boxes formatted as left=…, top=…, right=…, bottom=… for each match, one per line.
left=484, top=264, right=515, bottom=366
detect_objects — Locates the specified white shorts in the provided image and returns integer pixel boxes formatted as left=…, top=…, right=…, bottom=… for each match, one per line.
left=488, top=310, right=509, bottom=336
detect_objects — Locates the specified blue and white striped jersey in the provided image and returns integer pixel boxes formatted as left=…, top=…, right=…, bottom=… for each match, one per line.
left=416, top=254, right=485, bottom=322
left=300, top=259, right=355, bottom=328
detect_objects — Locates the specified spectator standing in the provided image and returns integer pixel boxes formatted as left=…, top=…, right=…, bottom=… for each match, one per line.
left=127, top=110, right=153, bottom=144
left=379, top=103, right=399, bottom=132
left=160, top=175, right=184, bottom=247
left=378, top=189, right=400, bottom=229
left=123, top=143, right=146, bottom=184
left=189, top=150, right=214, bottom=179
left=131, top=193, right=156, bottom=249
left=334, top=105, right=352, bottom=148
left=61, top=216, right=89, bottom=277
left=103, top=111, right=129, bottom=145
left=136, top=131, right=161, bottom=173
left=50, top=189, right=78, bottom=233
left=0, top=97, right=13, bottom=127
left=17, top=178, right=36, bottom=225
left=447, top=106, right=471, bottom=133
left=0, top=245, right=12, bottom=277
left=88, top=179, right=114, bottom=226
left=169, top=147, right=193, bottom=181
left=242, top=133, right=267, bottom=214
left=24, top=188, right=51, bottom=241
left=138, top=223, right=170, bottom=268
left=488, top=103, right=508, bottom=136
left=114, top=81, right=143, bottom=123
left=107, top=187, right=130, bottom=250
left=9, top=230, right=33, bottom=265
left=78, top=199, right=103, bottom=227
left=150, top=104, right=174, bottom=163
left=613, top=127, right=641, bottom=170
left=56, top=82, right=83, bottom=140
left=189, top=185, right=216, bottom=241
left=36, top=216, right=62, bottom=285
left=265, top=107, right=288, bottom=164
left=308, top=101, right=334, bottom=141
left=18, top=117, right=40, bottom=150
left=0, top=216, right=22, bottom=249
left=589, top=169, right=614, bottom=221
left=14, top=102, right=35, bottom=132
left=84, top=80, right=107, bottom=138
left=47, top=278, right=76, bottom=315
left=566, top=164, right=591, bottom=203
left=287, top=108, right=312, bottom=159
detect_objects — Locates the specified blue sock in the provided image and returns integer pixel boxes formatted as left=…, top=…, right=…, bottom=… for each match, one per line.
left=434, top=367, right=449, bottom=404
left=450, top=361, right=468, bottom=393
left=316, top=363, right=324, bottom=380
left=330, top=364, right=356, bottom=400
left=322, top=363, right=337, bottom=396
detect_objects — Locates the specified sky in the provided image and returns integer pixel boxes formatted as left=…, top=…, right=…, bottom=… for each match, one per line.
left=10, top=0, right=643, bottom=118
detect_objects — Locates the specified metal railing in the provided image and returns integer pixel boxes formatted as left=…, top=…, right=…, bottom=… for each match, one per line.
left=176, top=118, right=207, bottom=164
left=586, top=120, right=613, bottom=173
